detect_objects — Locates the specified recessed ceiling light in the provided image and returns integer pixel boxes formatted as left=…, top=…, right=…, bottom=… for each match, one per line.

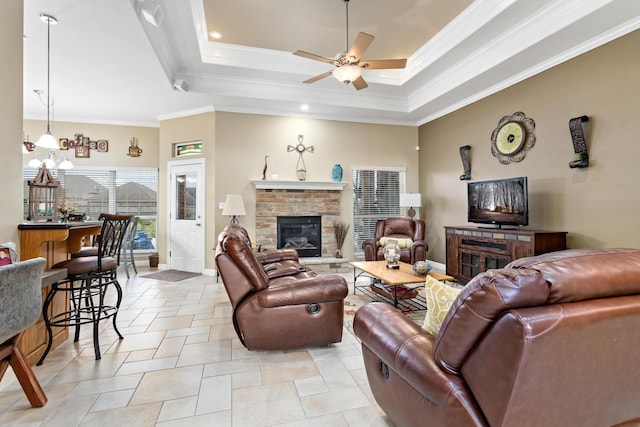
left=301, top=104, right=309, bottom=111
left=210, top=31, right=223, bottom=40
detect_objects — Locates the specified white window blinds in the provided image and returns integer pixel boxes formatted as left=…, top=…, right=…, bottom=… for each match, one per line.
left=23, top=167, right=158, bottom=225
left=352, top=167, right=406, bottom=255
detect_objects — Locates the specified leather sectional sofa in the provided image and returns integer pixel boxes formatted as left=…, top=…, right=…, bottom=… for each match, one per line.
left=354, top=248, right=640, bottom=427
left=215, top=225, right=348, bottom=350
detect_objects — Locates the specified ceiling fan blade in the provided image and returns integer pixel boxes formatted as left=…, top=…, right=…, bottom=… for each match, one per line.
left=303, top=70, right=333, bottom=84
left=293, top=50, right=334, bottom=64
left=352, top=76, right=368, bottom=90
left=360, top=58, right=407, bottom=69
left=346, top=32, right=374, bottom=62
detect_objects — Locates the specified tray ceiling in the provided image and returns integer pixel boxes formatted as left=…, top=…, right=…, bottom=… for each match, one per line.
left=22, top=0, right=640, bottom=127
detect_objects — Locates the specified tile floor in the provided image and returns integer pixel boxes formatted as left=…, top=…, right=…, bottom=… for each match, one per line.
left=0, top=266, right=394, bottom=426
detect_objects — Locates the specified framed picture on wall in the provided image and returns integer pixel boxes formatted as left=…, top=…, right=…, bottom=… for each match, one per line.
left=96, top=140, right=109, bottom=152
left=75, top=145, right=90, bottom=158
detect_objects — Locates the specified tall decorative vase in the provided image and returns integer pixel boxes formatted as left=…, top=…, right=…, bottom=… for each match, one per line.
left=332, top=164, right=343, bottom=182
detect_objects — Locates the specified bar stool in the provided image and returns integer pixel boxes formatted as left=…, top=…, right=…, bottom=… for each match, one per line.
left=70, top=213, right=107, bottom=259
left=38, top=214, right=132, bottom=364
left=121, top=216, right=139, bottom=279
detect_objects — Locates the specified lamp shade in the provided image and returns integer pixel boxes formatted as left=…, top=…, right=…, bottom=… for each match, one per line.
left=58, top=157, right=74, bottom=170
left=36, top=132, right=58, bottom=150
left=399, top=193, right=422, bottom=207
left=222, top=194, right=246, bottom=224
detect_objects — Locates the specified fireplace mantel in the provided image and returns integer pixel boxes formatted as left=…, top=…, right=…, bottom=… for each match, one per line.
left=251, top=180, right=346, bottom=191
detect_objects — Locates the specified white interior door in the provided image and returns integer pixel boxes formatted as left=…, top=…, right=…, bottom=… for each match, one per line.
left=168, top=159, right=205, bottom=273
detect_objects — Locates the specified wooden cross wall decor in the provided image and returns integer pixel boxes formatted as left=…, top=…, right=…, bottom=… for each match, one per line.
left=287, top=135, right=314, bottom=181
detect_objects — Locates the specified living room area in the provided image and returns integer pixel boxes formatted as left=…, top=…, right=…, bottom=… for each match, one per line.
left=3, top=1, right=640, bottom=425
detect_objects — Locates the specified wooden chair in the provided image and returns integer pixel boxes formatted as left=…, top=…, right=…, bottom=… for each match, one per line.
left=0, top=258, right=48, bottom=407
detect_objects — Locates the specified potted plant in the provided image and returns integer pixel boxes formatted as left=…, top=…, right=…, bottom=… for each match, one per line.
left=148, top=252, right=159, bottom=268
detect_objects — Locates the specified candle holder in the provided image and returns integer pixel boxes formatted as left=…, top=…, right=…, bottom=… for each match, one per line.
left=384, top=238, right=401, bottom=269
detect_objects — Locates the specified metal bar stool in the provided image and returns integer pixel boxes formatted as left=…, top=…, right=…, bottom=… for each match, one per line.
left=38, top=214, right=132, bottom=364
left=122, top=216, right=139, bottom=279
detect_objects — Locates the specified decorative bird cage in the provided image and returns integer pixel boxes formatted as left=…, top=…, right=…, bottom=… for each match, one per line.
left=28, top=165, right=60, bottom=222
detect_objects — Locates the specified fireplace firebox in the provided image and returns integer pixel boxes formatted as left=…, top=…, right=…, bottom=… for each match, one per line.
left=277, top=216, right=321, bottom=257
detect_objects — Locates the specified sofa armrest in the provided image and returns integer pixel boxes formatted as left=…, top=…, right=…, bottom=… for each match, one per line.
left=255, top=249, right=299, bottom=264
left=410, top=240, right=428, bottom=263
left=263, top=263, right=308, bottom=279
left=362, top=238, right=379, bottom=261
left=354, top=302, right=465, bottom=407
left=257, top=275, right=348, bottom=308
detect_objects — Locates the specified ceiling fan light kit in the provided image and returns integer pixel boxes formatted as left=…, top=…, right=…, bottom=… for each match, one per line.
left=293, top=0, right=407, bottom=90
left=333, top=64, right=362, bottom=84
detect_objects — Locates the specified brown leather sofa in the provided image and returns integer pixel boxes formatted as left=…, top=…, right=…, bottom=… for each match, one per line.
left=215, top=225, right=348, bottom=350
left=354, top=248, right=640, bottom=427
left=361, top=217, right=428, bottom=264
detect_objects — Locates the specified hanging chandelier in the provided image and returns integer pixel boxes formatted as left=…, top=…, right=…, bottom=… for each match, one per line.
left=35, top=13, right=59, bottom=150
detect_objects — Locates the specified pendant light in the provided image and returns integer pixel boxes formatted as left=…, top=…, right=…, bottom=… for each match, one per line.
left=36, top=14, right=59, bottom=150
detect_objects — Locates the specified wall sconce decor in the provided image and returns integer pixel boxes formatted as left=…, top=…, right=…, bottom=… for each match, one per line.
left=569, top=115, right=590, bottom=168
left=459, top=145, right=471, bottom=180
left=23, top=134, right=35, bottom=153
left=127, top=137, right=142, bottom=157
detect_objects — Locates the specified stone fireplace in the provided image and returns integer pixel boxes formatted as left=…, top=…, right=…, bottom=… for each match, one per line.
left=252, top=180, right=346, bottom=258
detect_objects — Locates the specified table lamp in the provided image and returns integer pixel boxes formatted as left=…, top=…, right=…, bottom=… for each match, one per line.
left=222, top=194, right=246, bottom=224
left=399, top=193, right=422, bottom=219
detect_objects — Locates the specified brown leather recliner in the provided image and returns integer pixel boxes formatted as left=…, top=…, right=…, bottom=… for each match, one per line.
left=361, top=217, right=428, bottom=264
left=215, top=226, right=348, bottom=350
left=354, top=248, right=640, bottom=427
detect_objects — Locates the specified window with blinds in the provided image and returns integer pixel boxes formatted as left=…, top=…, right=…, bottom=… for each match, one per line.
left=23, top=167, right=158, bottom=244
left=352, top=167, right=406, bottom=255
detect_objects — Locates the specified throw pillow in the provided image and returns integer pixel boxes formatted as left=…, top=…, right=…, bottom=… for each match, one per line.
left=422, top=276, right=461, bottom=336
left=378, top=237, right=413, bottom=248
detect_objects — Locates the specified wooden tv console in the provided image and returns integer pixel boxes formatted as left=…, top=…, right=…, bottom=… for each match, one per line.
left=445, top=226, right=567, bottom=283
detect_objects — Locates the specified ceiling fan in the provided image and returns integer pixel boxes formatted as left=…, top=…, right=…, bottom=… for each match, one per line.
left=293, top=0, right=407, bottom=90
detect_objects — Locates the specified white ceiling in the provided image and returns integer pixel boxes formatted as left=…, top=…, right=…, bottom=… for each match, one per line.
left=22, top=0, right=640, bottom=128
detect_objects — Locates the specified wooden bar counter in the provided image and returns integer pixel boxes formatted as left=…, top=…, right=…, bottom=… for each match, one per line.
left=18, top=221, right=102, bottom=365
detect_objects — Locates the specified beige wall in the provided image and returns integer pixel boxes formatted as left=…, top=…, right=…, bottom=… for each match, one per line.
left=419, top=29, right=640, bottom=264
left=159, top=112, right=216, bottom=268
left=0, top=1, right=24, bottom=247
left=214, top=112, right=420, bottom=261
left=23, top=120, right=159, bottom=168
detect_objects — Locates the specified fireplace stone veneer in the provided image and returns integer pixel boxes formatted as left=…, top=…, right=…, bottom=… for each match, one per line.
left=254, top=188, right=342, bottom=257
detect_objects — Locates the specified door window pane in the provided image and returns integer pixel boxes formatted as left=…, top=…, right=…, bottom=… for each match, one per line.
left=175, top=172, right=197, bottom=220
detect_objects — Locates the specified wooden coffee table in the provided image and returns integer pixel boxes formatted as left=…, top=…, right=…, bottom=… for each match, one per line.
left=350, top=260, right=455, bottom=310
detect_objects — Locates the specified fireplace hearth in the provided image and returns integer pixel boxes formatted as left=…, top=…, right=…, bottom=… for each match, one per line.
left=277, top=216, right=321, bottom=257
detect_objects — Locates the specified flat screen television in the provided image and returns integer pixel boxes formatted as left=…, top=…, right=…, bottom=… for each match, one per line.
left=467, top=176, right=528, bottom=228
